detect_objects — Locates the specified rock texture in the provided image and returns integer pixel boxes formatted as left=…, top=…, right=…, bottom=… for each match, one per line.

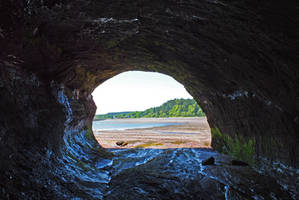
left=0, top=0, right=298, bottom=198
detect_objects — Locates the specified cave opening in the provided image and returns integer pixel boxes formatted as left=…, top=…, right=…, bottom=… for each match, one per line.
left=91, top=71, right=211, bottom=149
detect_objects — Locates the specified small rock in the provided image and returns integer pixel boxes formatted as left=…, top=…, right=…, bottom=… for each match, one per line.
left=202, top=157, right=215, bottom=165
left=231, top=160, right=248, bottom=166
left=116, top=141, right=128, bottom=146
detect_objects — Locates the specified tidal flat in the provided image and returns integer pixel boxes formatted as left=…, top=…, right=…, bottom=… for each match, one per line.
left=93, top=117, right=211, bottom=149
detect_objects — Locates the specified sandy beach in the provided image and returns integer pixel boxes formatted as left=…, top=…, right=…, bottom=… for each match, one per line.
left=93, top=117, right=211, bottom=149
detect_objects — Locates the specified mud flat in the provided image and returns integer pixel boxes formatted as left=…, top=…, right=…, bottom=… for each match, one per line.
left=93, top=117, right=211, bottom=148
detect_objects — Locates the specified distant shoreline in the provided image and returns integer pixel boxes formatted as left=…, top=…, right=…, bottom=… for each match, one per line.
left=93, top=117, right=211, bottom=149
left=93, top=116, right=203, bottom=121
left=93, top=117, right=197, bottom=122
left=93, top=116, right=202, bottom=122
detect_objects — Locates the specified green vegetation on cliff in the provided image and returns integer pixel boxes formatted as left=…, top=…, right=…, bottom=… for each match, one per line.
left=94, top=99, right=205, bottom=120
left=211, top=127, right=256, bottom=164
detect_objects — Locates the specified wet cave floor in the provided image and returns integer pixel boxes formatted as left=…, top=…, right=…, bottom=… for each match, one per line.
left=67, top=147, right=297, bottom=200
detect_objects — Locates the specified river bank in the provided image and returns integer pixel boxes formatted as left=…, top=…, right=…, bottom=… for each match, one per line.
left=93, top=117, right=211, bottom=148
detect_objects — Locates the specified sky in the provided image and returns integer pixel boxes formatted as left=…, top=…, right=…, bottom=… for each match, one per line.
left=92, top=71, right=193, bottom=114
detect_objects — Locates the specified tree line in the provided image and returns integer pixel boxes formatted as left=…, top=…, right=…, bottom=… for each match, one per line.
left=94, top=98, right=205, bottom=120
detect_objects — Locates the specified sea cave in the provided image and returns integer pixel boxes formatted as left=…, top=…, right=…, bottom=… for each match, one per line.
left=0, top=0, right=298, bottom=199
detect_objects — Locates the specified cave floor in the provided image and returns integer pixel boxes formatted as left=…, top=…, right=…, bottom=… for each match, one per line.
left=75, top=148, right=297, bottom=200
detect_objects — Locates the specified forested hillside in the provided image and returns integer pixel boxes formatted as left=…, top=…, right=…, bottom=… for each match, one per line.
left=94, top=99, right=205, bottom=120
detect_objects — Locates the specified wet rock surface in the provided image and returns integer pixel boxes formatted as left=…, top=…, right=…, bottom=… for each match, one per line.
left=105, top=148, right=297, bottom=200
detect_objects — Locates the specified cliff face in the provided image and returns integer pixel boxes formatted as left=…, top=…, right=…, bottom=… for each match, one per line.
left=0, top=0, right=298, bottom=198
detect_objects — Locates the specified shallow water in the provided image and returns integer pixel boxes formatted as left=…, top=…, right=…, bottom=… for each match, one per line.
left=92, top=120, right=182, bottom=131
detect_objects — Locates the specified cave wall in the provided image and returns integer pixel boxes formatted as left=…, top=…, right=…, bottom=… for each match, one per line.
left=0, top=1, right=298, bottom=191
left=0, top=64, right=113, bottom=199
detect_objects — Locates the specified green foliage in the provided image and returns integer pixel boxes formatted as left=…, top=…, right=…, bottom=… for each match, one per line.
left=211, top=127, right=256, bottom=165
left=94, top=98, right=205, bottom=120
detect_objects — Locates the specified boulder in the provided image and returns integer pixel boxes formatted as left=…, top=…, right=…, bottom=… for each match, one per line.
left=202, top=157, right=215, bottom=165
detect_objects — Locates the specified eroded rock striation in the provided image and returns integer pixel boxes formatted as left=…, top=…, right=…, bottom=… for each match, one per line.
left=0, top=0, right=298, bottom=198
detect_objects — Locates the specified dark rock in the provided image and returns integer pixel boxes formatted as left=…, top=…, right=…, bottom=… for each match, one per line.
left=231, top=160, right=249, bottom=166
left=202, top=157, right=215, bottom=165
left=116, top=141, right=128, bottom=146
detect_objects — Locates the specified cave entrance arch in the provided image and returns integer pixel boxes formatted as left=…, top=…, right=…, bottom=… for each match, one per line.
left=91, top=71, right=211, bottom=149
left=67, top=44, right=297, bottom=167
